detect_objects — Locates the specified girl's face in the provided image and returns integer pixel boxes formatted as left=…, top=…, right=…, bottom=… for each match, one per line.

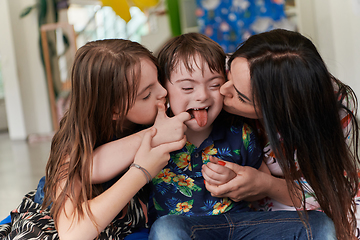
left=220, top=57, right=260, bottom=119
left=126, top=58, right=167, bottom=125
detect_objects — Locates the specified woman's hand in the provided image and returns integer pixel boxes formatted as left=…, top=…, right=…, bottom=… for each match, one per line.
left=134, top=127, right=187, bottom=178
left=204, top=159, right=297, bottom=206
left=151, top=103, right=191, bottom=147
left=203, top=159, right=272, bottom=202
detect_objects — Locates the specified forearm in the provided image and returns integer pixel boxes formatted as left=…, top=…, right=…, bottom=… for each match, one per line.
left=57, top=168, right=147, bottom=240
left=245, top=173, right=302, bottom=208
left=92, top=130, right=146, bottom=184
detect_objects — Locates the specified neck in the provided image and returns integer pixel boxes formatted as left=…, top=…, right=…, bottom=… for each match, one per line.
left=119, top=119, right=137, bottom=138
left=185, top=125, right=213, bottom=148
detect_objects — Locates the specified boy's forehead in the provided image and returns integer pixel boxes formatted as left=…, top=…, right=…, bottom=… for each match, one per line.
left=172, top=55, right=208, bottom=74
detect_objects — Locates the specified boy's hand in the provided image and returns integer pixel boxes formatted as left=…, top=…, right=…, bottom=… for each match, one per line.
left=202, top=156, right=237, bottom=186
left=151, top=103, right=191, bottom=147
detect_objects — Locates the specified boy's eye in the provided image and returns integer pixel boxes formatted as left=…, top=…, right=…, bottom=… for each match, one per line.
left=182, top=87, right=193, bottom=91
left=210, top=84, right=221, bottom=89
left=143, top=92, right=151, bottom=100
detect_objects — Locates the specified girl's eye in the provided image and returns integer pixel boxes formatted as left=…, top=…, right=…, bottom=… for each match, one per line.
left=143, top=92, right=151, bottom=100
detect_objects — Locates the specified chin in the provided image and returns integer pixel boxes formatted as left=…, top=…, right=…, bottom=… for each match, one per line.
left=186, top=120, right=209, bottom=131
left=222, top=106, right=237, bottom=115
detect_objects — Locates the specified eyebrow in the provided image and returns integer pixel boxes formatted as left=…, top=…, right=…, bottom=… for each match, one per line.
left=233, top=85, right=251, bottom=102
left=174, top=75, right=224, bottom=84
left=137, top=83, right=154, bottom=97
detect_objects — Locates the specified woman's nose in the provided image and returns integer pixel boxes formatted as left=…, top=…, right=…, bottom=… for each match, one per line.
left=220, top=81, right=232, bottom=97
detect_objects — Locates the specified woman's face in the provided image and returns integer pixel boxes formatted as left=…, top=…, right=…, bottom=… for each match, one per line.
left=220, top=57, right=260, bottom=119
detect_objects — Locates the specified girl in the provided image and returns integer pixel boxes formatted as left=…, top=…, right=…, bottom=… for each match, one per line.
left=41, top=39, right=189, bottom=240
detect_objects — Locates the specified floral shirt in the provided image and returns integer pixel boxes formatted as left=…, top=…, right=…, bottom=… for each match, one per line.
left=151, top=119, right=263, bottom=217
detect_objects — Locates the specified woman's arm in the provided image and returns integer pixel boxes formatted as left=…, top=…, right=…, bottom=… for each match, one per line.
left=57, top=128, right=187, bottom=240
left=202, top=158, right=301, bottom=207
left=92, top=104, right=190, bottom=184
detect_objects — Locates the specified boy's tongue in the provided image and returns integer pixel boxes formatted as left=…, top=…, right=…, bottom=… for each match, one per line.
left=189, top=109, right=208, bottom=127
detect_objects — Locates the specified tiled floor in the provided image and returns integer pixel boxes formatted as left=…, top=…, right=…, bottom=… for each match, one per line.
left=0, top=131, right=51, bottom=220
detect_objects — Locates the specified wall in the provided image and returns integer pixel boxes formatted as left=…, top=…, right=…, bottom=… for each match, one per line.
left=0, top=0, right=27, bottom=139
left=0, top=0, right=53, bottom=140
left=296, top=0, right=360, bottom=99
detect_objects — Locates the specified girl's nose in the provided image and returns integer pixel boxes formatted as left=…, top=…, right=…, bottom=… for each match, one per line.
left=157, top=84, right=167, bottom=99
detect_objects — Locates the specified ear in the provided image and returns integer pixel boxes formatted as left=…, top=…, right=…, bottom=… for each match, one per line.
left=112, top=107, right=120, bottom=120
left=112, top=113, right=119, bottom=120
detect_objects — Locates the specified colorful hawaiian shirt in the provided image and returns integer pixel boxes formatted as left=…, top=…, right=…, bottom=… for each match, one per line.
left=195, top=0, right=294, bottom=53
left=151, top=118, right=263, bottom=217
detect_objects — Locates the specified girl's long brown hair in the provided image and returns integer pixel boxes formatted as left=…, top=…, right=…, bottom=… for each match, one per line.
left=229, top=29, right=359, bottom=239
left=42, top=39, right=157, bottom=228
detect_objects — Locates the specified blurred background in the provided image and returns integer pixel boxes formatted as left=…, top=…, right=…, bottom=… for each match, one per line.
left=0, top=0, right=360, bottom=220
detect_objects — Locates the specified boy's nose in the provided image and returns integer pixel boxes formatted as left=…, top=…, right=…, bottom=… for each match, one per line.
left=196, top=87, right=210, bottom=102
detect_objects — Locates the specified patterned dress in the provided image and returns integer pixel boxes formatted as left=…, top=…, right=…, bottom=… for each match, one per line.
left=151, top=117, right=263, bottom=218
left=0, top=174, right=150, bottom=240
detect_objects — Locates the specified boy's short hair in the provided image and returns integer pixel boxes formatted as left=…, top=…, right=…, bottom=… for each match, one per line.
left=157, top=32, right=226, bottom=85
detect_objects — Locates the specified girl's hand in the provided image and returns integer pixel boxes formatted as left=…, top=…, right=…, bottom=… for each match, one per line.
left=151, top=103, right=191, bottom=147
left=134, top=127, right=187, bottom=178
left=202, top=156, right=237, bottom=185
left=204, top=160, right=271, bottom=202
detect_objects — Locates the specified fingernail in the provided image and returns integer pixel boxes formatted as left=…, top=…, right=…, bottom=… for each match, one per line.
left=204, top=180, right=206, bottom=185
left=218, top=160, right=226, bottom=166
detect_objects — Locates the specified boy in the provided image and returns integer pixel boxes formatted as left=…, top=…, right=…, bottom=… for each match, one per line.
left=151, top=33, right=268, bottom=217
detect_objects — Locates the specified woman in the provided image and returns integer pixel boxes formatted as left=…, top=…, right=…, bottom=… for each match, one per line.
left=150, top=29, right=359, bottom=240
left=204, top=29, right=360, bottom=239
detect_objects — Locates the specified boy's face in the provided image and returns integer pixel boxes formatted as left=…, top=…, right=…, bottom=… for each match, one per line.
left=166, top=57, right=225, bottom=132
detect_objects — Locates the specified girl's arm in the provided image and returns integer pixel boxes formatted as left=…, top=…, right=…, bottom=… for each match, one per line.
left=57, top=128, right=187, bottom=240
left=92, top=104, right=190, bottom=184
left=203, top=158, right=301, bottom=207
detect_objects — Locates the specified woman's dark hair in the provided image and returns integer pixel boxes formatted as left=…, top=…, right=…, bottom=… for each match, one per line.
left=229, top=29, right=359, bottom=239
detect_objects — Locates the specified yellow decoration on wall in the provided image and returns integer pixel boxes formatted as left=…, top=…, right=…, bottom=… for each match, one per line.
left=131, top=0, right=159, bottom=11
left=101, top=0, right=159, bottom=22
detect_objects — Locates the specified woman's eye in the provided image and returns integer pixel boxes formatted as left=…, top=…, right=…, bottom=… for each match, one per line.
left=237, top=94, right=246, bottom=103
left=143, top=92, right=151, bottom=100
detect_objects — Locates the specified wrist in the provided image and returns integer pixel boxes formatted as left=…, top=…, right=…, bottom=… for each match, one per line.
left=130, top=163, right=152, bottom=183
left=127, top=166, right=149, bottom=186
